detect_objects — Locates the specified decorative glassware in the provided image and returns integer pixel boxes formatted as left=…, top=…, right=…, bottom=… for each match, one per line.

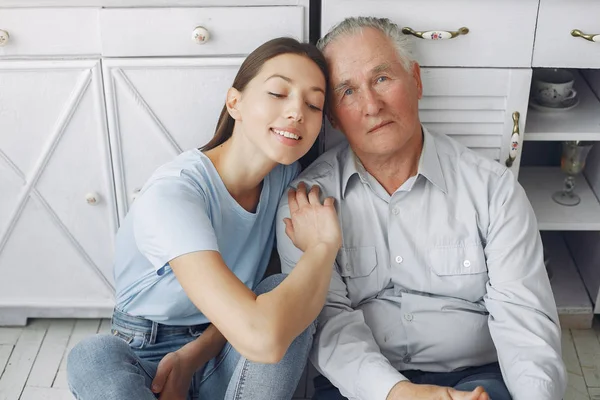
left=552, top=141, right=595, bottom=206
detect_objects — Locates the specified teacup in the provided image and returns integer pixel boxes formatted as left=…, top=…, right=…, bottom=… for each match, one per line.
left=531, top=69, right=577, bottom=107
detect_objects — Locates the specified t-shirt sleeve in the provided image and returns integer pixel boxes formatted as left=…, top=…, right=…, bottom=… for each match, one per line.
left=132, top=177, right=219, bottom=274
left=286, top=161, right=302, bottom=186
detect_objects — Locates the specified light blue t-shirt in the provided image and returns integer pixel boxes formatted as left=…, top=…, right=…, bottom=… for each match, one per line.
left=113, top=149, right=300, bottom=326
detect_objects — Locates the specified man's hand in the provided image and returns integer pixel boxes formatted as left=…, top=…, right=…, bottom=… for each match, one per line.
left=387, top=381, right=489, bottom=400
left=151, top=351, right=196, bottom=400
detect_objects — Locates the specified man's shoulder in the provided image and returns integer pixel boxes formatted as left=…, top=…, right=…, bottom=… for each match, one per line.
left=293, top=142, right=349, bottom=189
left=433, top=130, right=507, bottom=179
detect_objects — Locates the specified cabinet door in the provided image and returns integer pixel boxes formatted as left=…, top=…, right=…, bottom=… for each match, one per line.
left=0, top=60, right=117, bottom=324
left=321, top=68, right=532, bottom=177
left=103, top=58, right=243, bottom=220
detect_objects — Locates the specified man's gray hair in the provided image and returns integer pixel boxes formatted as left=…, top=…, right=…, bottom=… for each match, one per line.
left=317, top=16, right=414, bottom=71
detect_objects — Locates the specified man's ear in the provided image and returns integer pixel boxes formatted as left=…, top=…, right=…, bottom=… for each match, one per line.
left=226, top=87, right=242, bottom=120
left=412, top=62, right=423, bottom=100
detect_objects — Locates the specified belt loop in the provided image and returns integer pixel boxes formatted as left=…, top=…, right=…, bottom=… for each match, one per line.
left=149, top=320, right=158, bottom=345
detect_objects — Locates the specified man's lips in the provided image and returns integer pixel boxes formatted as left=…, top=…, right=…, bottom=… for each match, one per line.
left=368, top=121, right=393, bottom=133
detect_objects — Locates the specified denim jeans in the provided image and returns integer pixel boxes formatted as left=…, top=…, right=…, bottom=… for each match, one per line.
left=67, top=273, right=314, bottom=400
left=313, top=362, right=512, bottom=400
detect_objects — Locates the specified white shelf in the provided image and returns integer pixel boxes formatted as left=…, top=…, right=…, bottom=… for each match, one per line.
left=524, top=71, right=600, bottom=141
left=519, top=167, right=600, bottom=230
left=541, top=232, right=593, bottom=329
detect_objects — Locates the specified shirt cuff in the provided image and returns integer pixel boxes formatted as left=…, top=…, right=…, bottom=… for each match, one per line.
left=513, top=379, right=562, bottom=400
left=356, top=359, right=408, bottom=400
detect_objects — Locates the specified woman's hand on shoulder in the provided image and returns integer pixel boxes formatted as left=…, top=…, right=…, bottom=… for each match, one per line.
left=283, top=182, right=341, bottom=253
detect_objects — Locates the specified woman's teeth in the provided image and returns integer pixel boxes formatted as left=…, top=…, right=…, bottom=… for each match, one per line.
left=272, top=128, right=300, bottom=140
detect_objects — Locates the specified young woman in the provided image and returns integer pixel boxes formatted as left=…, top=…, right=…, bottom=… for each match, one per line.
left=67, top=37, right=341, bottom=400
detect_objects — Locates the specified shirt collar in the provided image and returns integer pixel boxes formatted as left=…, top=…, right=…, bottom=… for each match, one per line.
left=418, top=126, right=447, bottom=194
left=341, top=145, right=361, bottom=199
left=341, top=125, right=447, bottom=198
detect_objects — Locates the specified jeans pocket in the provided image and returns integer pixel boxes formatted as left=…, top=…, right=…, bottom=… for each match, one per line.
left=111, top=328, right=146, bottom=349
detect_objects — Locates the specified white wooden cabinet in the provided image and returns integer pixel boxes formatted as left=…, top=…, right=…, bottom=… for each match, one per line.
left=0, top=0, right=309, bottom=326
left=103, top=58, right=243, bottom=219
left=0, top=60, right=117, bottom=325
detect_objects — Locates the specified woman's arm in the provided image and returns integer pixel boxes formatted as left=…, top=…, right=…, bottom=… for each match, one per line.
left=177, top=324, right=228, bottom=370
left=170, top=184, right=340, bottom=364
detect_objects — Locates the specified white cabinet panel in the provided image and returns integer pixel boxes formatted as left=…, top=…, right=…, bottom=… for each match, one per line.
left=321, top=68, right=532, bottom=177
left=103, top=57, right=243, bottom=220
left=100, top=6, right=305, bottom=57
left=533, top=0, right=600, bottom=68
left=0, top=8, right=100, bottom=57
left=0, top=60, right=117, bottom=321
left=322, top=0, right=538, bottom=68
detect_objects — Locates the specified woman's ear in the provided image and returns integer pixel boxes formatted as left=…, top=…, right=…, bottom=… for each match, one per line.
left=226, top=87, right=242, bottom=120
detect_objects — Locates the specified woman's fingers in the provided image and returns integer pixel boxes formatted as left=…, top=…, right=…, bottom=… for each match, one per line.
left=283, top=218, right=295, bottom=243
left=288, top=187, right=299, bottom=213
left=295, top=182, right=309, bottom=207
left=307, top=185, right=321, bottom=205
left=323, top=196, right=335, bottom=208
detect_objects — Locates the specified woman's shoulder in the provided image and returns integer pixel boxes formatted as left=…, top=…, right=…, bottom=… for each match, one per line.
left=271, top=161, right=301, bottom=186
left=140, top=149, right=214, bottom=196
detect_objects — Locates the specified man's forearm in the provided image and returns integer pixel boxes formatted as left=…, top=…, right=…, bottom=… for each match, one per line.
left=177, top=324, right=228, bottom=370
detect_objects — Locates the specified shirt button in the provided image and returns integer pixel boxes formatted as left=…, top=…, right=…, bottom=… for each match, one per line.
left=395, top=255, right=403, bottom=264
left=392, top=207, right=400, bottom=215
left=463, top=260, right=471, bottom=268
left=404, top=313, right=413, bottom=322
left=403, top=355, right=412, bottom=363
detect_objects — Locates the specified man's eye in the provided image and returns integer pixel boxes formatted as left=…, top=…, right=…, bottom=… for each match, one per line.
left=343, top=88, right=354, bottom=96
left=377, top=76, right=388, bottom=83
left=268, top=92, right=285, bottom=98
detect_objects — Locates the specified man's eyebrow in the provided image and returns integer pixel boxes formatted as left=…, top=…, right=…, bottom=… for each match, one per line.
left=333, top=80, right=351, bottom=94
left=372, top=63, right=392, bottom=75
left=332, top=63, right=393, bottom=94
left=265, top=74, right=325, bottom=94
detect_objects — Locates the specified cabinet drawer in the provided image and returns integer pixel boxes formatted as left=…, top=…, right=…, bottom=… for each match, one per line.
left=321, top=0, right=538, bottom=67
left=533, top=0, right=600, bottom=68
left=0, top=8, right=100, bottom=57
left=100, top=7, right=305, bottom=57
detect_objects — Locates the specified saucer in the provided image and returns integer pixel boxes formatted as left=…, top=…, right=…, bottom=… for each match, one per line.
left=529, top=95, right=580, bottom=112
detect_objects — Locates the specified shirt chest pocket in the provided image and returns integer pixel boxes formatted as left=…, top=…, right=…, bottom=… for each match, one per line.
left=337, top=246, right=380, bottom=305
left=428, top=242, right=488, bottom=302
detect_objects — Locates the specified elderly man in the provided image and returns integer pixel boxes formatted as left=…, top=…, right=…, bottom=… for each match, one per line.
left=276, top=17, right=566, bottom=400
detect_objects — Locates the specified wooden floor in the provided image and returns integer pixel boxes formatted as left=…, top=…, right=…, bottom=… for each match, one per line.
left=1, top=318, right=600, bottom=400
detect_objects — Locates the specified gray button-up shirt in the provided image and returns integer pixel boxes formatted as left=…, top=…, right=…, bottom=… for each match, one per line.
left=276, top=128, right=566, bottom=400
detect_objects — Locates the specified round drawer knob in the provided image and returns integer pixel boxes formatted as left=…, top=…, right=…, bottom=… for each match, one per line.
left=85, top=192, right=100, bottom=205
left=0, top=30, right=10, bottom=47
left=192, top=26, right=210, bottom=45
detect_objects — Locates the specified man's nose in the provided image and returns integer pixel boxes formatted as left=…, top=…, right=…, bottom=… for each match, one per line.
left=362, top=88, right=383, bottom=116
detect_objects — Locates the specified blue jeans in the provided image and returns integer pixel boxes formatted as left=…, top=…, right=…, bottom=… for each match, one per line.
left=67, top=274, right=314, bottom=400
left=313, top=362, right=512, bottom=400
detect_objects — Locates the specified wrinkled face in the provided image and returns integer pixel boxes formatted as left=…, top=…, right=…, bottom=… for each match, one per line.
left=229, top=53, right=326, bottom=165
left=324, top=28, right=423, bottom=158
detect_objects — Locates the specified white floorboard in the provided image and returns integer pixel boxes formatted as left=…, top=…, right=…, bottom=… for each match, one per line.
left=0, top=317, right=598, bottom=400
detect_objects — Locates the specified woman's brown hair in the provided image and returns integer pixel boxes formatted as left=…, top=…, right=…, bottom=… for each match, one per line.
left=200, top=37, right=329, bottom=151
